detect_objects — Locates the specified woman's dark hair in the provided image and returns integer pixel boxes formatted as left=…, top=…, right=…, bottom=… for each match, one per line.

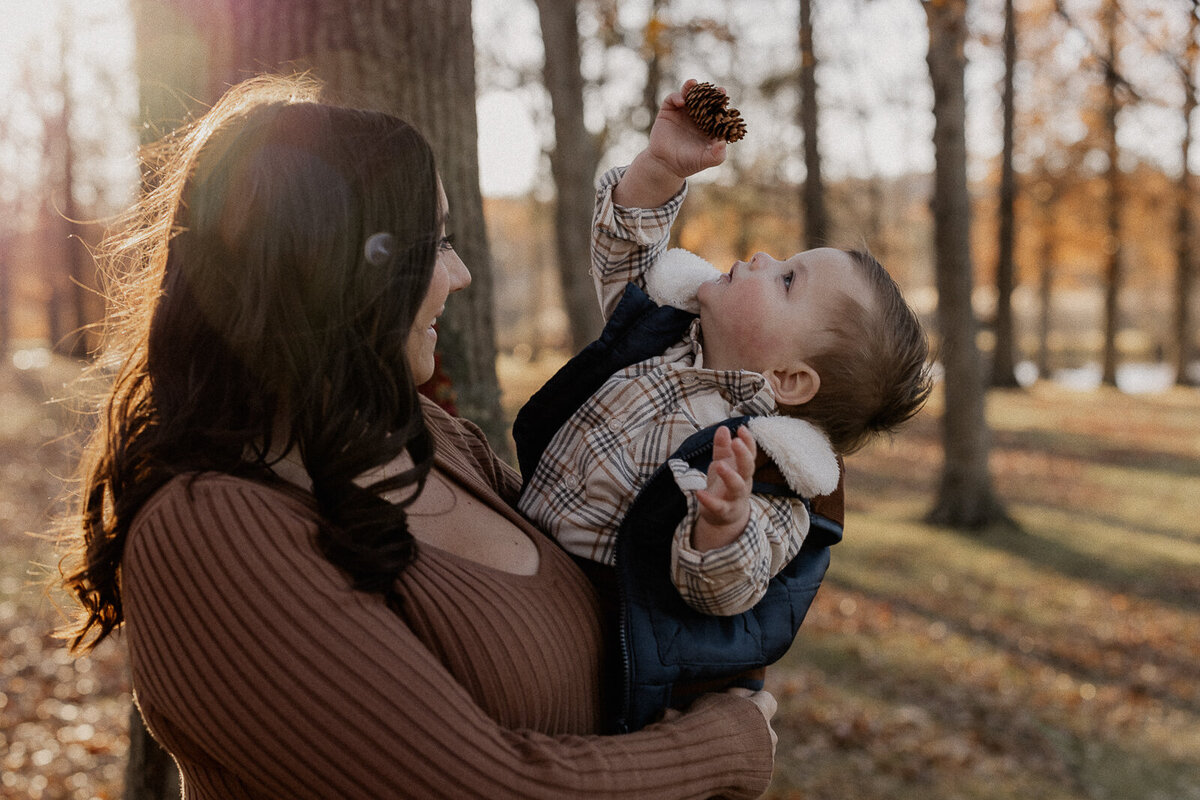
left=60, top=75, right=443, bottom=650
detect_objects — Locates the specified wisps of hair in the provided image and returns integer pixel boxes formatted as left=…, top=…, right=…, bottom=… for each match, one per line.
left=57, top=74, right=442, bottom=650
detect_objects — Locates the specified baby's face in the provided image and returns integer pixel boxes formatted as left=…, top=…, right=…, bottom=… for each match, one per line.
left=696, top=247, right=871, bottom=376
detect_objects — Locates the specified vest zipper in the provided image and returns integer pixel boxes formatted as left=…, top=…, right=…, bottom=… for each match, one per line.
left=613, top=432, right=720, bottom=733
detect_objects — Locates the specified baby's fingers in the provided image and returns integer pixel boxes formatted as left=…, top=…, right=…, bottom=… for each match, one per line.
left=664, top=78, right=697, bottom=110
left=696, top=488, right=727, bottom=517
left=731, top=427, right=758, bottom=480
left=711, top=425, right=733, bottom=462
left=708, top=458, right=750, bottom=500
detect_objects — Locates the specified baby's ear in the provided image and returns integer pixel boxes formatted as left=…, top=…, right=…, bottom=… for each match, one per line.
left=769, top=363, right=820, bottom=406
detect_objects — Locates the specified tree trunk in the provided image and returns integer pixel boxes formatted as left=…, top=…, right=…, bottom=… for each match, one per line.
left=0, top=236, right=10, bottom=355
left=1175, top=1, right=1199, bottom=386
left=1100, top=0, right=1123, bottom=386
left=922, top=0, right=1007, bottom=530
left=123, top=706, right=180, bottom=800
left=990, top=0, right=1019, bottom=387
left=1037, top=185, right=1057, bottom=380
left=798, top=0, right=828, bottom=248
left=45, top=7, right=92, bottom=359
left=378, top=0, right=506, bottom=449
left=42, top=128, right=66, bottom=354
left=534, top=0, right=603, bottom=354
left=59, top=85, right=91, bottom=358
left=641, top=0, right=669, bottom=136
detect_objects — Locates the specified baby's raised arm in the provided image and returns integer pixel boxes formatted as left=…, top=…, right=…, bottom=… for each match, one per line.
left=612, top=79, right=727, bottom=209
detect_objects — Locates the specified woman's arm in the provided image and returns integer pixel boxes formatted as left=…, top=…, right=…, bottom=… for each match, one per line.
left=123, top=475, right=773, bottom=799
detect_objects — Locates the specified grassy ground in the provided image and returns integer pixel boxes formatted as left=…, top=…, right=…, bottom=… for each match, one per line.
left=762, top=382, right=1200, bottom=800
left=2, top=353, right=1198, bottom=798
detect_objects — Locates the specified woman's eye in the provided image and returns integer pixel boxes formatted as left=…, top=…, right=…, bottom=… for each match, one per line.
left=782, top=271, right=794, bottom=290
left=438, top=235, right=455, bottom=252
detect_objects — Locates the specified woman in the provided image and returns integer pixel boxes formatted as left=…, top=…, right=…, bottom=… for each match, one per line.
left=59, top=74, right=776, bottom=798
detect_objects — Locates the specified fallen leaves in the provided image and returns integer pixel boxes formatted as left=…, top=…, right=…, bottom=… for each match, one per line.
left=1, top=362, right=131, bottom=800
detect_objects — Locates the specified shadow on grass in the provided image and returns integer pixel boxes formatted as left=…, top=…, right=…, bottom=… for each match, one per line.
left=827, top=572, right=1200, bottom=718
left=780, top=622, right=1200, bottom=800
left=991, top=428, right=1200, bottom=479
left=960, top=515, right=1200, bottom=614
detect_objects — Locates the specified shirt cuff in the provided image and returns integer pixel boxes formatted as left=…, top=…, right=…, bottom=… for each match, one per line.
left=667, top=459, right=770, bottom=616
left=594, top=165, right=688, bottom=246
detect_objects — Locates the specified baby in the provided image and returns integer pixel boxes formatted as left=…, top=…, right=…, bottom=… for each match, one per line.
left=518, top=80, right=932, bottom=618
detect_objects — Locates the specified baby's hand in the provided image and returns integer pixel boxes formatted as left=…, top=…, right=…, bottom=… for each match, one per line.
left=692, top=426, right=757, bottom=552
left=645, top=79, right=728, bottom=181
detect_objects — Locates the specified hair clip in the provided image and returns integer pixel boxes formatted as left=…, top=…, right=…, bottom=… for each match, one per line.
left=364, top=232, right=395, bottom=266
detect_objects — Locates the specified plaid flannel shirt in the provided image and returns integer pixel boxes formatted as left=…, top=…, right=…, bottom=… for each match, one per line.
left=517, top=166, right=810, bottom=616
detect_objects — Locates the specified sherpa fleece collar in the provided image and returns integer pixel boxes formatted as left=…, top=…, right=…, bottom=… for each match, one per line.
left=644, top=247, right=720, bottom=313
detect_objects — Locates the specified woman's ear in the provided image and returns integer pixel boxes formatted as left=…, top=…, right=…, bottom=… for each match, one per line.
left=769, top=363, right=820, bottom=406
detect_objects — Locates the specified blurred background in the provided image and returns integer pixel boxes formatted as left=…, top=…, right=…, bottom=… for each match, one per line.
left=1, top=0, right=1197, bottom=798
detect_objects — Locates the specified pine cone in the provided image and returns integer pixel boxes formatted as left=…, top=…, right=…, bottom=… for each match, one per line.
left=683, top=82, right=747, bottom=143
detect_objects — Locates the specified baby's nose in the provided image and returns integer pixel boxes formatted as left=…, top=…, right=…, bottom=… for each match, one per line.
left=747, top=252, right=777, bottom=270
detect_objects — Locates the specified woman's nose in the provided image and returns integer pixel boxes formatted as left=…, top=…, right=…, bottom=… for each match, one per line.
left=448, top=252, right=472, bottom=292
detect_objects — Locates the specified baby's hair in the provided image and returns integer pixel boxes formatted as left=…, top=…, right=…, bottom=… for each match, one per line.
left=778, top=249, right=932, bottom=454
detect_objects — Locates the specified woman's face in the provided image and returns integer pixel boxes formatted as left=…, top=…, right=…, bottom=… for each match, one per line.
left=406, top=182, right=471, bottom=385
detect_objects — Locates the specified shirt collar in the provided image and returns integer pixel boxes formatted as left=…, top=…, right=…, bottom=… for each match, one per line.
left=687, top=319, right=778, bottom=416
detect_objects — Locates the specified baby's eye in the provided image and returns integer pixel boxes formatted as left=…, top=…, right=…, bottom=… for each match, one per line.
left=782, top=270, right=794, bottom=290
left=438, top=235, right=456, bottom=252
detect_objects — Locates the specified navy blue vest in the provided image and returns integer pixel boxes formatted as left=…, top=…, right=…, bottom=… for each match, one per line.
left=514, top=283, right=843, bottom=733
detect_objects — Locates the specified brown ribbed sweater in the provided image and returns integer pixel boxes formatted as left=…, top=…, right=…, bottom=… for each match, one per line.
left=122, top=399, right=773, bottom=798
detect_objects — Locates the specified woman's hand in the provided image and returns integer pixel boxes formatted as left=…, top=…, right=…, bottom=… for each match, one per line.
left=663, top=686, right=778, bottom=757
left=724, top=687, right=779, bottom=758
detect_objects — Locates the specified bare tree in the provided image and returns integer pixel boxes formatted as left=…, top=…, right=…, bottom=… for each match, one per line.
left=0, top=93, right=18, bottom=357
left=38, top=27, right=67, bottom=355
left=0, top=234, right=10, bottom=356
left=797, top=0, right=828, bottom=248
left=922, top=0, right=1007, bottom=530
left=990, top=0, right=1019, bottom=387
left=1175, top=0, right=1199, bottom=386
left=1035, top=180, right=1058, bottom=380
left=1100, top=0, right=1124, bottom=386
left=55, top=10, right=93, bottom=358
left=534, top=0, right=603, bottom=354
left=641, top=0, right=671, bottom=134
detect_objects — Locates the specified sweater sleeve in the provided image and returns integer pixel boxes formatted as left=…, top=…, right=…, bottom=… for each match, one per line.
left=123, top=476, right=772, bottom=800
